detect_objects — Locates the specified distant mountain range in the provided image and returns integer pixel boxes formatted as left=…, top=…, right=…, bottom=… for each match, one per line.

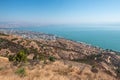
left=0, top=22, right=43, bottom=28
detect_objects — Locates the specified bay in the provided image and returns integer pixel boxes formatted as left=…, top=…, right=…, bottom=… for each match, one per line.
left=14, top=25, right=120, bottom=52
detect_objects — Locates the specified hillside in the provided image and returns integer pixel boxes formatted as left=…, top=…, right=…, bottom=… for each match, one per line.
left=0, top=31, right=120, bottom=80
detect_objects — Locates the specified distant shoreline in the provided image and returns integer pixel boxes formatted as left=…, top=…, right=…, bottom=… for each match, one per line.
left=0, top=28, right=120, bottom=52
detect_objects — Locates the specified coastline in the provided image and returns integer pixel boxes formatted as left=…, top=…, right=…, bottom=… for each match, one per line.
left=0, top=29, right=120, bottom=54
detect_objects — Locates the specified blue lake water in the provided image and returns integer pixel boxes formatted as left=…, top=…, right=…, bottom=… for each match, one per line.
left=14, top=25, right=120, bottom=52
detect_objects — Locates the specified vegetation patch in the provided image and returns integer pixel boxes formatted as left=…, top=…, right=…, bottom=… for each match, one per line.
left=33, top=53, right=46, bottom=61
left=72, top=54, right=103, bottom=65
left=32, top=54, right=56, bottom=64
left=48, top=56, right=55, bottom=62
left=11, top=38, right=18, bottom=41
left=15, top=67, right=26, bottom=77
left=8, top=50, right=27, bottom=64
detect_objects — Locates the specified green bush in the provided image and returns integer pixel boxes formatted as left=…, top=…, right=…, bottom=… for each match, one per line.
left=49, top=56, right=55, bottom=62
left=15, top=67, right=26, bottom=77
left=15, top=50, right=27, bottom=62
left=8, top=50, right=27, bottom=63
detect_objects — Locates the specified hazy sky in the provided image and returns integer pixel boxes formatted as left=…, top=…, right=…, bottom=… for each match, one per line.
left=0, top=0, right=120, bottom=25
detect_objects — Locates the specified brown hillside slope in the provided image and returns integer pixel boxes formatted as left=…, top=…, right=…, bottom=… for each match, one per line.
left=0, top=32, right=120, bottom=80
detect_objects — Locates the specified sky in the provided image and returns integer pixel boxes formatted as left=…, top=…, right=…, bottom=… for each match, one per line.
left=0, top=0, right=120, bottom=25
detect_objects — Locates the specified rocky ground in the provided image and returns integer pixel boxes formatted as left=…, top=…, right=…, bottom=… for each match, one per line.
left=0, top=31, right=120, bottom=80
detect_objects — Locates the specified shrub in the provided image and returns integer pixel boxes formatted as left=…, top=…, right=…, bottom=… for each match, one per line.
left=15, top=67, right=26, bottom=77
left=15, top=50, right=27, bottom=62
left=49, top=56, right=55, bottom=62
left=8, top=50, right=27, bottom=63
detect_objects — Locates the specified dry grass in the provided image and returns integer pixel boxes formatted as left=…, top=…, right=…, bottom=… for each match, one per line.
left=0, top=56, right=117, bottom=80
